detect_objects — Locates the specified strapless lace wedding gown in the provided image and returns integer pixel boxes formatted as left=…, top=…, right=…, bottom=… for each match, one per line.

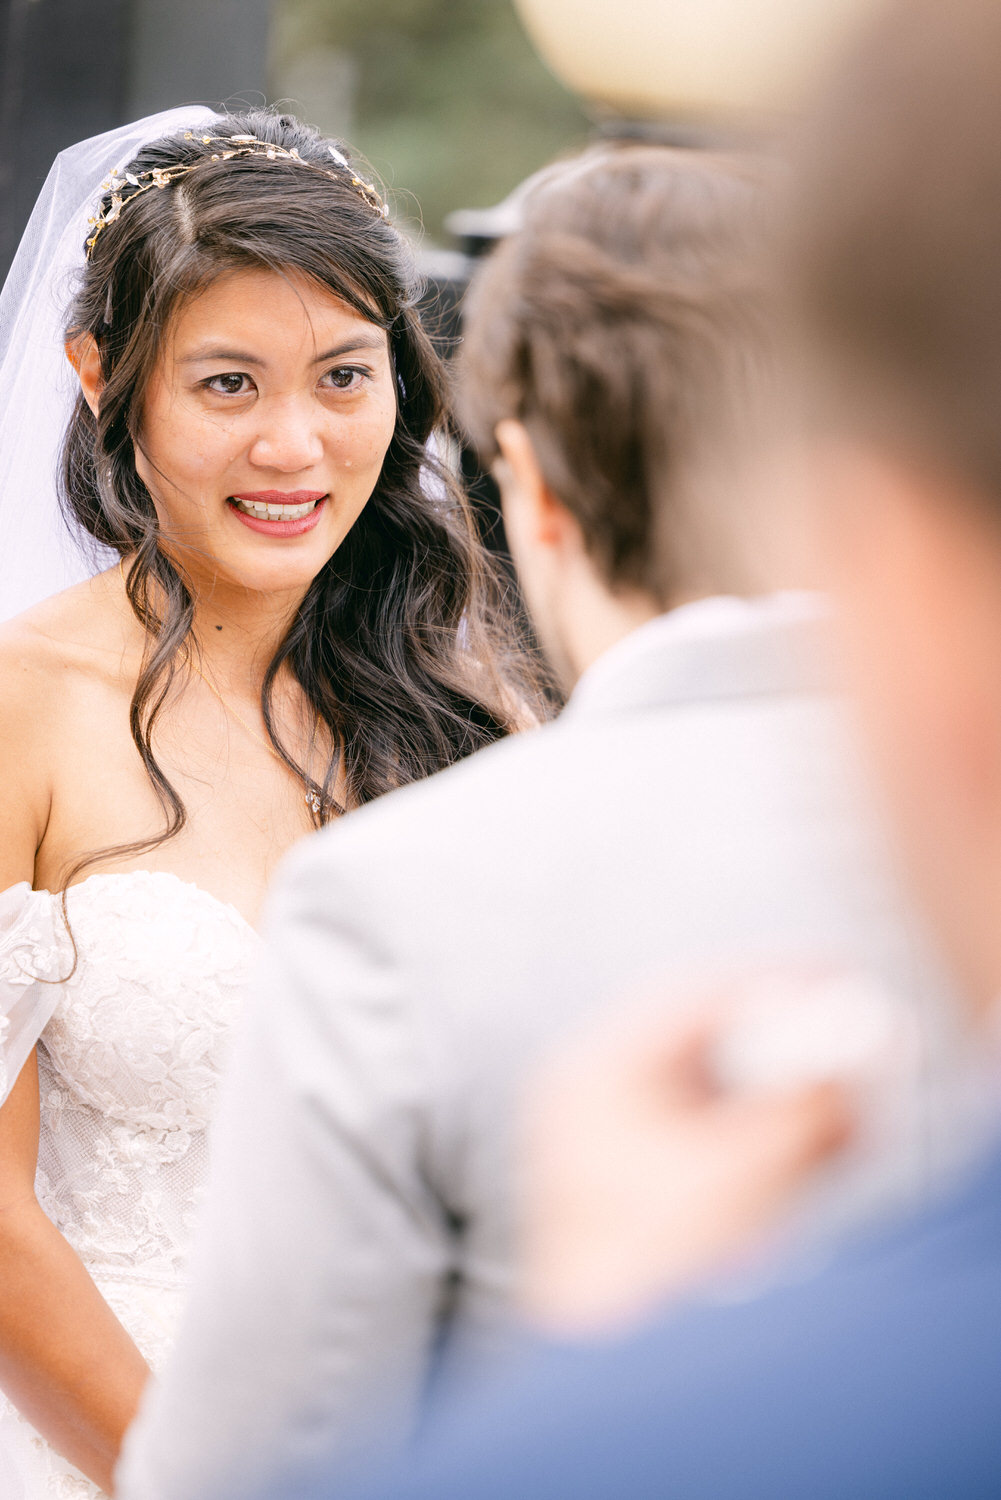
left=0, top=870, right=260, bottom=1499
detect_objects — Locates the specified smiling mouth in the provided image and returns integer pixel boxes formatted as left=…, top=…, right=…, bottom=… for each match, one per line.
left=230, top=496, right=324, bottom=520
left=226, top=491, right=329, bottom=538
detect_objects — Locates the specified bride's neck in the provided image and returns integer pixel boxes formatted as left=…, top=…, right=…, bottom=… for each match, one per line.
left=189, top=577, right=305, bottom=700
left=118, top=560, right=307, bottom=702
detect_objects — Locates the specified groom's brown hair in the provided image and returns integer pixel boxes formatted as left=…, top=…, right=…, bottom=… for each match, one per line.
left=456, top=145, right=776, bottom=604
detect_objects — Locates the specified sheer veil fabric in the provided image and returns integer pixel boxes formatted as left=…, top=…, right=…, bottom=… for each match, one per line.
left=0, top=105, right=218, bottom=625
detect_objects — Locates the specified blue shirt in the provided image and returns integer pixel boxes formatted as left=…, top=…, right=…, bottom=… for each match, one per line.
left=342, top=1137, right=1001, bottom=1500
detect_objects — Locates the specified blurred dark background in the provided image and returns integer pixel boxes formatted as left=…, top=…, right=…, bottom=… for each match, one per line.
left=0, top=0, right=271, bottom=278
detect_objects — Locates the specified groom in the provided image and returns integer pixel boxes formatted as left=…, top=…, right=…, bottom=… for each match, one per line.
left=118, top=145, right=968, bottom=1500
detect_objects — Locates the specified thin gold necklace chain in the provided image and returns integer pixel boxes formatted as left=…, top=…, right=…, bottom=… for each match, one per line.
left=118, top=556, right=322, bottom=815
left=193, top=663, right=323, bottom=816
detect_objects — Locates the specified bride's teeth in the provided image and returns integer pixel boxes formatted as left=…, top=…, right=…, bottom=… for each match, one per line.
left=233, top=498, right=319, bottom=520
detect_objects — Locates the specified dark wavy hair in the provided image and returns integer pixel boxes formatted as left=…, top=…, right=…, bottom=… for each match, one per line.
left=60, top=108, right=544, bottom=876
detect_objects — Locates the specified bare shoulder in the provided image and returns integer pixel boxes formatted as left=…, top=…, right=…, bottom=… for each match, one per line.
left=0, top=573, right=128, bottom=882
left=0, top=570, right=128, bottom=712
left=0, top=571, right=130, bottom=773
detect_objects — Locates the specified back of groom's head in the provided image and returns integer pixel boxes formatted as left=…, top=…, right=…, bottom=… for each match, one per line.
left=457, top=146, right=775, bottom=607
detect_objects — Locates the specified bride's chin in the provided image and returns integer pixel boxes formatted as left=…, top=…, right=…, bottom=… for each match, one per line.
left=186, top=548, right=335, bottom=603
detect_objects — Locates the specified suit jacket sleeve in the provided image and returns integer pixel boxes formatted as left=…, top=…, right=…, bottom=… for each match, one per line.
left=116, top=829, right=454, bottom=1500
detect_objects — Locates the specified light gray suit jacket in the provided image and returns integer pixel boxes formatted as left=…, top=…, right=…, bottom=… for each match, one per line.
left=119, top=601, right=972, bottom=1500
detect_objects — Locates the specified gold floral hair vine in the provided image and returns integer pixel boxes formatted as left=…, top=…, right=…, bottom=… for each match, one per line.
left=85, top=132, right=389, bottom=259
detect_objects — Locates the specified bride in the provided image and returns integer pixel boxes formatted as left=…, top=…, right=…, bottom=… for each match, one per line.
left=0, top=106, right=539, bottom=1498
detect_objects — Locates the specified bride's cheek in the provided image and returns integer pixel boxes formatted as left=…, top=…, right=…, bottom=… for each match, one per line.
left=177, top=427, right=242, bottom=488
left=353, top=409, right=397, bottom=471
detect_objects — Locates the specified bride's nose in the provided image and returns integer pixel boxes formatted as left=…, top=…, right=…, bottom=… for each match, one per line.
left=247, top=395, right=325, bottom=473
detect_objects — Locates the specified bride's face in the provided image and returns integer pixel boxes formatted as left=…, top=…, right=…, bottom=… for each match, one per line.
left=132, top=266, right=398, bottom=597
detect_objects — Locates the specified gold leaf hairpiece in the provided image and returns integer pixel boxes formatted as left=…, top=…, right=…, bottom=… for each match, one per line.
left=85, top=132, right=389, bottom=258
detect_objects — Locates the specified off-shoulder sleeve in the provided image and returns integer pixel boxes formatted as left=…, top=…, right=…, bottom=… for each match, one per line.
left=0, top=883, right=69, bottom=1105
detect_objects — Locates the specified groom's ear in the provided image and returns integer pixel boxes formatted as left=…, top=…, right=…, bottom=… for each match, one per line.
left=65, top=333, right=103, bottom=418
left=494, top=419, right=579, bottom=554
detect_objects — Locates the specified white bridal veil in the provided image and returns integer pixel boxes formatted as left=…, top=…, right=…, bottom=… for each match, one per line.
left=0, top=104, right=218, bottom=623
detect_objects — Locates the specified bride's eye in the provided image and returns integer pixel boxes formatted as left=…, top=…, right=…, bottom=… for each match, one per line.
left=321, top=366, right=366, bottom=392
left=204, top=372, right=253, bottom=396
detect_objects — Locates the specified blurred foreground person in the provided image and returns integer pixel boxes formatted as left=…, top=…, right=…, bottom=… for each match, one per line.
left=330, top=2, right=1001, bottom=1496
left=120, top=146, right=965, bottom=1500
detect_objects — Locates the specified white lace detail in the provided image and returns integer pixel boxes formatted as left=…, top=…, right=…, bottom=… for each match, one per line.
left=0, top=872, right=260, bottom=1498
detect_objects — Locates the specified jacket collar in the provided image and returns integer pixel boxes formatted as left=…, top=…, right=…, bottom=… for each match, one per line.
left=562, top=594, right=835, bottom=723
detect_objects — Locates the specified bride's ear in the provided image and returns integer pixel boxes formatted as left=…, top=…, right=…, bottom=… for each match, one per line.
left=65, top=333, right=103, bottom=417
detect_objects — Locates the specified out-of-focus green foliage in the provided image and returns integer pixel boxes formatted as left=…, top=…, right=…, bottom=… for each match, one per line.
left=270, top=0, right=591, bottom=244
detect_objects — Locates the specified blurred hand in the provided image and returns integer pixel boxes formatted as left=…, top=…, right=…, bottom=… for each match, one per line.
left=518, top=998, right=855, bottom=1335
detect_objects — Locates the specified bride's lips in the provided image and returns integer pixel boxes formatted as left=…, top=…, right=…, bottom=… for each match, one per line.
left=227, top=490, right=327, bottom=538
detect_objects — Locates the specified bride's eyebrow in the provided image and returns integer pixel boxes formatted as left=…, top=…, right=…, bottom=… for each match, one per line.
left=180, top=333, right=387, bottom=366
left=311, top=334, right=387, bottom=361
left=179, top=347, right=266, bottom=366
